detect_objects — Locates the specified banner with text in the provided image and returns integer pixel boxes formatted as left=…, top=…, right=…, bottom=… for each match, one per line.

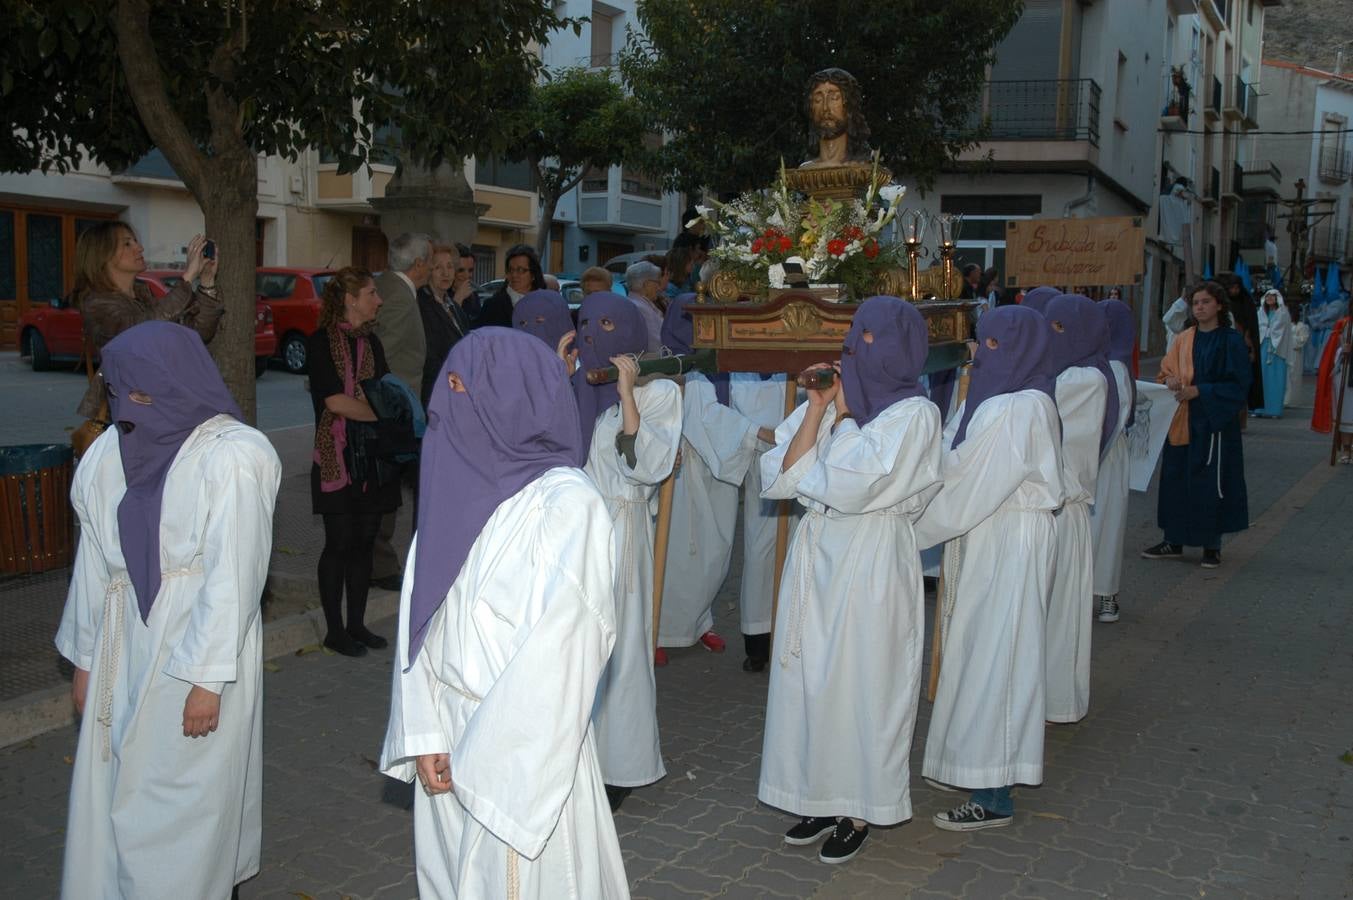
left=1005, top=216, right=1145, bottom=289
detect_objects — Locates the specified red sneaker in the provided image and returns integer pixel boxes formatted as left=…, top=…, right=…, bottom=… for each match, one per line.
left=698, top=631, right=727, bottom=653
left=654, top=647, right=669, bottom=667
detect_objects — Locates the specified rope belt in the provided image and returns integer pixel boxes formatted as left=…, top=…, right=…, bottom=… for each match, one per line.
left=611, top=496, right=649, bottom=595
left=779, top=512, right=821, bottom=667
left=95, top=566, right=202, bottom=761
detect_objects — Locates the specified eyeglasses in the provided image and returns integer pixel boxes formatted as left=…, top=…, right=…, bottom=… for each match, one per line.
left=506, top=266, right=532, bottom=275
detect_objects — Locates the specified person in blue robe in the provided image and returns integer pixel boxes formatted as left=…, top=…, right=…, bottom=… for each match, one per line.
left=1142, top=281, right=1250, bottom=569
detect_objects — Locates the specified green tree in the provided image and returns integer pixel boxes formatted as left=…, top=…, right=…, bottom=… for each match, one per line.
left=620, top=0, right=1023, bottom=195
left=512, top=67, right=645, bottom=271
left=0, top=1, right=573, bottom=421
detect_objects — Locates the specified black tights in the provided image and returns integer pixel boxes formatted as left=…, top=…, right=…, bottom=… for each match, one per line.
left=318, top=512, right=382, bottom=638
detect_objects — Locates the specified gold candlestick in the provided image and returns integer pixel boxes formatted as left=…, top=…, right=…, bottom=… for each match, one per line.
left=934, top=213, right=963, bottom=301
left=899, top=209, right=928, bottom=302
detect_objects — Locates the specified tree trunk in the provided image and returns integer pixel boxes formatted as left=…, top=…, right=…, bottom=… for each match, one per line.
left=200, top=155, right=261, bottom=424
left=114, top=0, right=258, bottom=423
left=535, top=186, right=562, bottom=272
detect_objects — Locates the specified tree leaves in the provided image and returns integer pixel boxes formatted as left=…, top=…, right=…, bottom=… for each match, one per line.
left=620, top=0, right=1023, bottom=194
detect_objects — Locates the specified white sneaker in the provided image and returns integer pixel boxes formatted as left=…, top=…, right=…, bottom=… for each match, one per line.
left=1096, top=595, right=1120, bottom=623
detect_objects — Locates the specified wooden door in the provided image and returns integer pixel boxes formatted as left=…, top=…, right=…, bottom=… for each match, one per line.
left=352, top=226, right=388, bottom=272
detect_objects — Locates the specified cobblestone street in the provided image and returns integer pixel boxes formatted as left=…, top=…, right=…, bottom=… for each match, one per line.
left=2, top=402, right=1351, bottom=898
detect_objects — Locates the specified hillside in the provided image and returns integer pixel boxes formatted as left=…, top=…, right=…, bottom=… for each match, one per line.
left=1263, top=0, right=1353, bottom=72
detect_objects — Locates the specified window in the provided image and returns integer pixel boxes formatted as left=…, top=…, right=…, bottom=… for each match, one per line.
left=589, top=4, right=616, bottom=68
left=940, top=195, right=1041, bottom=285
left=621, top=133, right=663, bottom=200
left=478, top=156, right=536, bottom=192
left=581, top=165, right=610, bottom=193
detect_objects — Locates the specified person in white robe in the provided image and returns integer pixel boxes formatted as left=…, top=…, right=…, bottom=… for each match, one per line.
left=1163, top=292, right=1191, bottom=353
left=917, top=305, right=1065, bottom=831
left=730, top=373, right=801, bottom=671
left=654, top=295, right=767, bottom=660
left=1287, top=304, right=1310, bottom=407
left=572, top=292, right=681, bottom=809
left=1090, top=299, right=1137, bottom=624
left=758, top=297, right=941, bottom=865
left=1041, top=295, right=1110, bottom=724
left=56, top=322, right=280, bottom=900
left=380, top=328, right=628, bottom=899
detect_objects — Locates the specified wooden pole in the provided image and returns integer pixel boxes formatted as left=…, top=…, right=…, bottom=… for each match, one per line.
left=651, top=468, right=677, bottom=653
left=769, top=377, right=798, bottom=638
left=927, top=360, right=974, bottom=703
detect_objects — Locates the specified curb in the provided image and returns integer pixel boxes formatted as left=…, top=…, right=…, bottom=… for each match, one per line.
left=0, top=578, right=400, bottom=750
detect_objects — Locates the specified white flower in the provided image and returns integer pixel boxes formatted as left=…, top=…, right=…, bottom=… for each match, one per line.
left=768, top=263, right=786, bottom=289
left=696, top=204, right=712, bottom=217
left=767, top=211, right=785, bottom=229
left=878, top=184, right=906, bottom=205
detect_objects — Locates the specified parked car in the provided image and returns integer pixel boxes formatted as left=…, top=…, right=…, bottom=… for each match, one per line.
left=17, top=270, right=277, bottom=378
left=254, top=267, right=334, bottom=373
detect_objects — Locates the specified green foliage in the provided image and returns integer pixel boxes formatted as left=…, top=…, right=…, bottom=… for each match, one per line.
left=515, top=67, right=644, bottom=202
left=620, top=0, right=1024, bottom=194
left=0, top=0, right=577, bottom=175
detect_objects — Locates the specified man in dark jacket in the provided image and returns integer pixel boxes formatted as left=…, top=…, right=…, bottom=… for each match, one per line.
left=1220, top=273, right=1265, bottom=417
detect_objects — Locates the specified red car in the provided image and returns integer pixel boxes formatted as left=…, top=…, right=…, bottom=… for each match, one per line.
left=255, top=267, right=335, bottom=373
left=18, top=269, right=277, bottom=378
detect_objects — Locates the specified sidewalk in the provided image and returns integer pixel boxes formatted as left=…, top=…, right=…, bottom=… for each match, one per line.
left=0, top=423, right=412, bottom=744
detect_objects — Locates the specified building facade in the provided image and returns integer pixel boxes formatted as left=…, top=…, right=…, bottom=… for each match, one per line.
left=1251, top=60, right=1353, bottom=284
left=895, top=0, right=1279, bottom=352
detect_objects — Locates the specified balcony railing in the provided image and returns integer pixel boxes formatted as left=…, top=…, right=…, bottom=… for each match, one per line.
left=577, top=52, right=619, bottom=69
left=1160, top=74, right=1192, bottom=130
left=1239, top=159, right=1282, bottom=195
left=969, top=79, right=1101, bottom=146
left=1206, top=76, right=1222, bottom=119
left=1236, top=78, right=1259, bottom=126
left=1319, top=147, right=1352, bottom=183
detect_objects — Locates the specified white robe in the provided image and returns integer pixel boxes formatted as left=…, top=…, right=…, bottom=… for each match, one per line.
left=916, top=391, right=1065, bottom=789
left=584, top=379, right=682, bottom=787
left=1287, top=320, right=1310, bottom=406
left=658, top=375, right=759, bottom=647
left=757, top=397, right=941, bottom=824
left=380, top=469, right=629, bottom=900
left=1046, top=368, right=1107, bottom=724
left=55, top=415, right=280, bottom=900
left=1089, top=360, right=1134, bottom=598
left=729, top=374, right=801, bottom=636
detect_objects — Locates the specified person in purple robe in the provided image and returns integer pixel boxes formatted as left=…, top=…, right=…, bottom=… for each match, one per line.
left=512, top=289, right=577, bottom=372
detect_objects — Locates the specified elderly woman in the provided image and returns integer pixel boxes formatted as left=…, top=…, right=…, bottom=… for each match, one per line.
left=306, top=267, right=402, bottom=657
left=1254, top=288, right=1291, bottom=418
left=625, top=260, right=667, bottom=352
left=71, top=222, right=222, bottom=424
left=417, top=244, right=472, bottom=408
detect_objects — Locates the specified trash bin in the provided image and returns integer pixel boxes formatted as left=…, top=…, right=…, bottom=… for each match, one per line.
left=0, top=444, right=75, bottom=576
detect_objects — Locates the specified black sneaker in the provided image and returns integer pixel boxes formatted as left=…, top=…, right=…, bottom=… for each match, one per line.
left=1140, top=540, right=1183, bottom=560
left=1096, top=595, right=1120, bottom=623
left=933, top=800, right=1012, bottom=832
left=818, top=820, right=869, bottom=864
left=1201, top=548, right=1221, bottom=569
left=783, top=816, right=837, bottom=846
left=347, top=626, right=388, bottom=649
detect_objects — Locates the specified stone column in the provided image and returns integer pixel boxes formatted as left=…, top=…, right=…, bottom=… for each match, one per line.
left=369, top=160, right=487, bottom=246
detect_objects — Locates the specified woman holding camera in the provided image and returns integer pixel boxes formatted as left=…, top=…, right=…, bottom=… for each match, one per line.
left=307, top=267, right=402, bottom=657
left=71, top=223, right=222, bottom=422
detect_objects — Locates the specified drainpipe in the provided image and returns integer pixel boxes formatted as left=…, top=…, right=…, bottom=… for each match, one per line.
left=1063, top=173, right=1095, bottom=218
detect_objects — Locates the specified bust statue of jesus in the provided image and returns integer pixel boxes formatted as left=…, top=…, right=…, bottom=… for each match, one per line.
left=802, top=68, right=874, bottom=169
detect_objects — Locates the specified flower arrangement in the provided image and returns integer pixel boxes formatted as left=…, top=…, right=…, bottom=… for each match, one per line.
left=688, top=155, right=908, bottom=302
